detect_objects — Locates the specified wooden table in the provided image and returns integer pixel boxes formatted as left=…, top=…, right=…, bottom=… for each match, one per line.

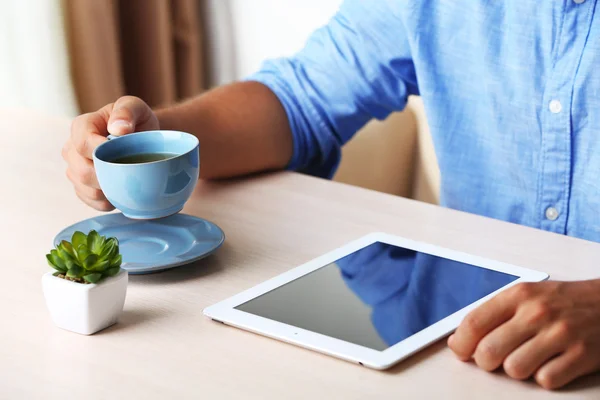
left=2, top=108, right=600, bottom=399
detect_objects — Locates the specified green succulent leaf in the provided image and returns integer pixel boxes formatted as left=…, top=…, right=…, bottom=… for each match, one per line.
left=87, top=231, right=104, bottom=254
left=83, top=254, right=99, bottom=269
left=99, top=236, right=106, bottom=251
left=88, top=260, right=110, bottom=272
left=46, top=254, right=56, bottom=268
left=110, top=254, right=122, bottom=268
left=56, top=249, right=71, bottom=264
left=48, top=250, right=67, bottom=271
left=48, top=229, right=122, bottom=279
left=76, top=244, right=91, bottom=264
left=71, top=231, right=87, bottom=251
left=52, top=271, right=61, bottom=277
left=50, top=249, right=64, bottom=265
left=58, top=241, right=76, bottom=261
left=99, top=239, right=117, bottom=260
left=65, top=259, right=77, bottom=271
left=66, top=265, right=84, bottom=278
left=83, top=273, right=102, bottom=283
left=46, top=254, right=66, bottom=272
left=103, top=249, right=117, bottom=264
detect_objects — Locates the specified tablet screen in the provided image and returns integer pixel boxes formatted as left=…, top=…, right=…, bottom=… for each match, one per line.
left=236, top=242, right=518, bottom=351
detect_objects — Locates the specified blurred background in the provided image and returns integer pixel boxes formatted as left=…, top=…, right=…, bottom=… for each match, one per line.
left=0, top=0, right=440, bottom=204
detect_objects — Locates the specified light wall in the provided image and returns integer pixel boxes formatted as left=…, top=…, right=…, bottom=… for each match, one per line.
left=205, top=0, right=343, bottom=85
left=0, top=0, right=78, bottom=117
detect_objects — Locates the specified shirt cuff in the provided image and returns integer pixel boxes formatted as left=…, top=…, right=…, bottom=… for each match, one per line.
left=244, top=67, right=342, bottom=179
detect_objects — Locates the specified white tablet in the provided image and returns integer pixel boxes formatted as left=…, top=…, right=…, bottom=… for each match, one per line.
left=203, top=232, right=549, bottom=369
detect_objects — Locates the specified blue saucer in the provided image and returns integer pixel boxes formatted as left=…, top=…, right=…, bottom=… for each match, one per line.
left=54, top=213, right=225, bottom=275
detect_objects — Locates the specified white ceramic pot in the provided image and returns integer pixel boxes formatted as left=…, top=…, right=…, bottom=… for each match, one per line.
left=42, top=269, right=128, bottom=335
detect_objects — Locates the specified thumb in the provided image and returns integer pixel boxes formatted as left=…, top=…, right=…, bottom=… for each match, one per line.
left=107, top=96, right=159, bottom=136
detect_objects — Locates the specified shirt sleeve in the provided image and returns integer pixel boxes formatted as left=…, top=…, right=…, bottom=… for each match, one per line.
left=245, top=0, right=418, bottom=178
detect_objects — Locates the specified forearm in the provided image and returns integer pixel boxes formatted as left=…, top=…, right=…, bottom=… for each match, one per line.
left=155, top=81, right=293, bottom=179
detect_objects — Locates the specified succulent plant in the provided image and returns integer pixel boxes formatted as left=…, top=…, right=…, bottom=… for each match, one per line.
left=46, top=230, right=122, bottom=284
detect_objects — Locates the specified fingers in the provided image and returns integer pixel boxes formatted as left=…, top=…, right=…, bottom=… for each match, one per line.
left=72, top=181, right=107, bottom=202
left=67, top=111, right=110, bottom=210
left=450, top=283, right=538, bottom=361
left=448, top=280, right=600, bottom=390
left=75, top=191, right=114, bottom=212
left=70, top=96, right=158, bottom=160
left=71, top=105, right=113, bottom=159
left=68, top=159, right=113, bottom=211
left=66, top=96, right=157, bottom=211
left=107, top=96, right=159, bottom=136
left=534, top=343, right=598, bottom=390
left=65, top=148, right=101, bottom=189
left=472, top=318, right=537, bottom=372
left=449, top=287, right=522, bottom=360
left=501, top=327, right=567, bottom=381
left=471, top=295, right=556, bottom=372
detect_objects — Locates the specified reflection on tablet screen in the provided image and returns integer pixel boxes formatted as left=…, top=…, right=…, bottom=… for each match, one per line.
left=236, top=242, right=518, bottom=351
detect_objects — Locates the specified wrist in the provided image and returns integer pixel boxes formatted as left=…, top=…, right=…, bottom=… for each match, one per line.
left=153, top=97, right=207, bottom=137
left=153, top=107, right=169, bottom=130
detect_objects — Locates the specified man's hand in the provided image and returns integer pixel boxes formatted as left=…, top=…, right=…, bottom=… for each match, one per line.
left=448, top=280, right=600, bottom=390
left=62, top=96, right=159, bottom=210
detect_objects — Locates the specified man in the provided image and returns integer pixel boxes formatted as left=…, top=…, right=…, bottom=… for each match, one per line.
left=63, top=0, right=600, bottom=390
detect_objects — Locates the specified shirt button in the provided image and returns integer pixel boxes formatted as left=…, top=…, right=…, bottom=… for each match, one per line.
left=573, top=0, right=586, bottom=4
left=545, top=207, right=559, bottom=221
left=549, top=100, right=562, bottom=114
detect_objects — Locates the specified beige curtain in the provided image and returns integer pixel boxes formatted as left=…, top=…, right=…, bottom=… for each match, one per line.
left=63, top=0, right=206, bottom=113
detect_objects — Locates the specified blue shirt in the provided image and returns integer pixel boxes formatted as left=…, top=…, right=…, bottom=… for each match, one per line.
left=248, top=0, right=600, bottom=243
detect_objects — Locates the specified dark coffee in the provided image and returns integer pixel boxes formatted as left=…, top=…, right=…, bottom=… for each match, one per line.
left=110, top=153, right=177, bottom=164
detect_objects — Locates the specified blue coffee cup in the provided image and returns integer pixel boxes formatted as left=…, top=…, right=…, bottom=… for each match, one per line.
left=93, top=130, right=200, bottom=219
